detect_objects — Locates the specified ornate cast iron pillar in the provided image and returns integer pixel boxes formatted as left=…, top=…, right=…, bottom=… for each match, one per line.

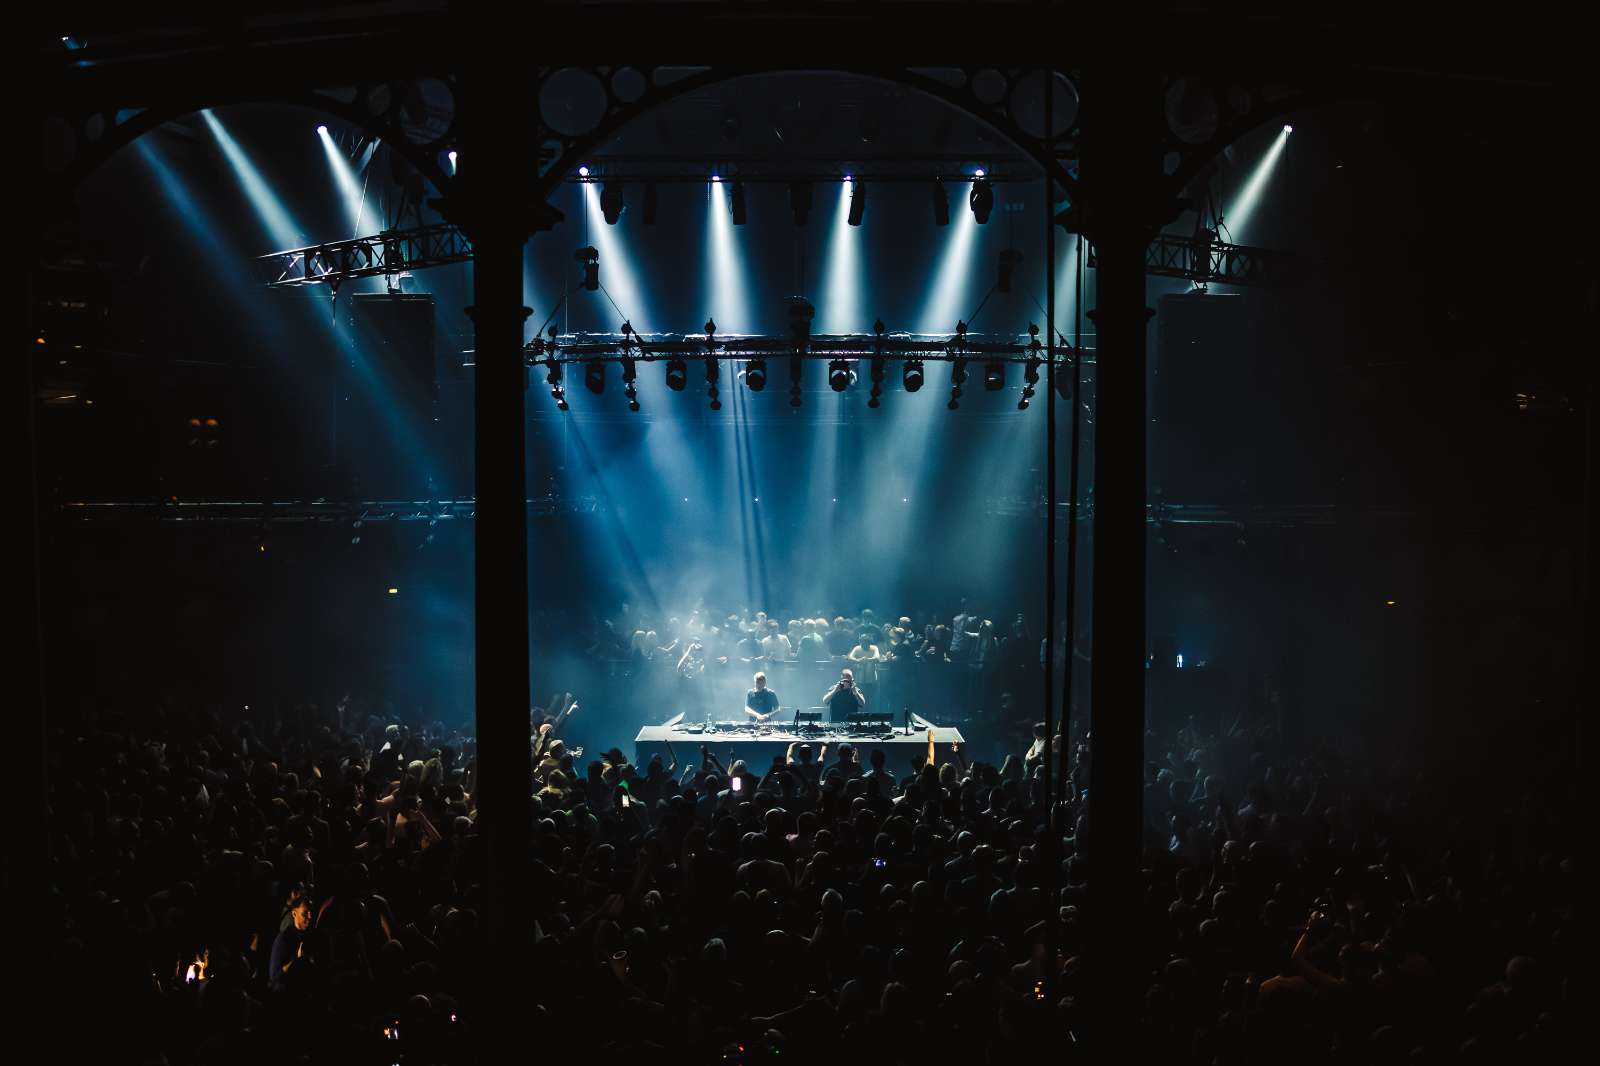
left=1079, top=62, right=1169, bottom=1063
left=457, top=45, right=534, bottom=1064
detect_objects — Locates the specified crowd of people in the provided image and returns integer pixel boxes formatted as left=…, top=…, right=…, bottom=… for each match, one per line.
left=42, top=684, right=1571, bottom=1065
left=576, top=600, right=1042, bottom=682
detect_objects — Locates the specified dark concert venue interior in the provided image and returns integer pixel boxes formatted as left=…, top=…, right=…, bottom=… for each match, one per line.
left=17, top=5, right=1586, bottom=1064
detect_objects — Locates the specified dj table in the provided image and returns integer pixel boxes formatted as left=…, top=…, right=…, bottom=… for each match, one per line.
left=634, top=723, right=965, bottom=768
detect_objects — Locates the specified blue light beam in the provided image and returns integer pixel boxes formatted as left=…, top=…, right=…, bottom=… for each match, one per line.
left=917, top=187, right=980, bottom=334
left=706, top=180, right=754, bottom=334
left=819, top=181, right=861, bottom=334
left=317, top=125, right=383, bottom=237
left=1223, top=126, right=1289, bottom=243
left=583, top=183, right=652, bottom=332
left=200, top=109, right=302, bottom=249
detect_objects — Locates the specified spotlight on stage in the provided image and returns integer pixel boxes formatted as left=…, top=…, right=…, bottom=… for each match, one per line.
left=546, top=358, right=568, bottom=410
left=584, top=360, right=606, bottom=394
left=847, top=177, right=865, bottom=226
left=730, top=180, right=747, bottom=225
left=932, top=179, right=949, bottom=227
left=1283, top=124, right=1294, bottom=134
left=787, top=296, right=815, bottom=340
left=828, top=359, right=853, bottom=391
left=998, top=249, right=1022, bottom=293
left=984, top=360, right=1005, bottom=391
left=745, top=359, right=767, bottom=391
left=600, top=182, right=624, bottom=225
left=969, top=176, right=994, bottom=224
left=575, top=246, right=599, bottom=291
left=903, top=360, right=925, bottom=392
left=787, top=297, right=813, bottom=408
left=789, top=181, right=813, bottom=225
left=577, top=164, right=590, bottom=177
left=317, top=124, right=329, bottom=135
left=869, top=318, right=886, bottom=408
left=705, top=356, right=721, bottom=410
left=621, top=354, right=639, bottom=410
left=1020, top=324, right=1041, bottom=409
left=665, top=358, right=688, bottom=391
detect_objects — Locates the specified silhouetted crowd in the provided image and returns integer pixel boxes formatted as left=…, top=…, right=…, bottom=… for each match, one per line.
left=43, top=690, right=1571, bottom=1065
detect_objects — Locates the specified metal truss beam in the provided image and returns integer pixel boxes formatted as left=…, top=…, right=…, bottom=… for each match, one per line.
left=41, top=6, right=1557, bottom=105
left=259, top=224, right=471, bottom=288
left=1138, top=232, right=1282, bottom=287
left=258, top=222, right=1277, bottom=297
left=56, top=497, right=598, bottom=525
left=58, top=498, right=1418, bottom=530
left=520, top=333, right=1082, bottom=365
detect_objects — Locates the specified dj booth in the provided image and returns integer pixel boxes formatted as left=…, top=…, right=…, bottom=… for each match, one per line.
left=634, top=722, right=965, bottom=768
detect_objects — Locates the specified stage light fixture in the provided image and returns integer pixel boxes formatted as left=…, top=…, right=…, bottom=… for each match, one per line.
left=642, top=181, right=658, bottom=225
left=317, top=124, right=329, bottom=135
left=1283, top=124, right=1293, bottom=134
left=621, top=354, right=639, bottom=409
left=600, top=182, right=624, bottom=225
left=745, top=359, right=767, bottom=391
left=578, top=165, right=590, bottom=177
left=998, top=249, right=1022, bottom=293
left=984, top=360, right=1005, bottom=391
left=584, top=360, right=606, bottom=394
left=1020, top=328, right=1041, bottom=409
left=969, top=177, right=994, bottom=224
left=932, top=179, right=949, bottom=226
left=705, top=357, right=721, bottom=410
left=546, top=359, right=568, bottom=410
left=575, top=245, right=599, bottom=291
left=787, top=296, right=815, bottom=340
left=903, top=360, right=925, bottom=392
left=789, top=181, right=813, bottom=225
left=847, top=178, right=865, bottom=226
left=665, top=358, right=688, bottom=391
left=828, top=359, right=852, bottom=391
left=730, top=180, right=747, bottom=225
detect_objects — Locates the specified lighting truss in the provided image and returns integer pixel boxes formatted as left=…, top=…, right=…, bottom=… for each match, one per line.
left=57, top=496, right=600, bottom=525
left=261, top=224, right=1280, bottom=294
left=258, top=223, right=472, bottom=288
left=522, top=331, right=1085, bottom=368
left=1118, top=232, right=1283, bottom=288
left=61, top=498, right=1394, bottom=531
